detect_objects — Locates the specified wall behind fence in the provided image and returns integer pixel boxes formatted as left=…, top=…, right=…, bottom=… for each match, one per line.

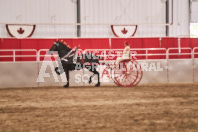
left=0, top=0, right=190, bottom=37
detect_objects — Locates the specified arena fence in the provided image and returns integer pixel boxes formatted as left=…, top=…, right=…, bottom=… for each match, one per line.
left=0, top=49, right=37, bottom=62
left=0, top=47, right=198, bottom=88
left=0, top=47, right=197, bottom=62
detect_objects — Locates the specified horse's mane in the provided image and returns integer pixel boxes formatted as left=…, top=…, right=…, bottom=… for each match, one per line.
left=57, top=41, right=72, bottom=51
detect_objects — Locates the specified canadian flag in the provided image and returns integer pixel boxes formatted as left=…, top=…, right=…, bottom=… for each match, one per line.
left=111, top=25, right=137, bottom=38
left=6, top=24, right=36, bottom=38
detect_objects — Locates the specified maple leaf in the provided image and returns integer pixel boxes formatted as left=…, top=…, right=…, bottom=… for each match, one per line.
left=17, top=27, right=24, bottom=34
left=121, top=28, right=128, bottom=34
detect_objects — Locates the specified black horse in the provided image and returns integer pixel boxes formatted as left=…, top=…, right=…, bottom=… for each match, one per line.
left=49, top=41, right=102, bottom=88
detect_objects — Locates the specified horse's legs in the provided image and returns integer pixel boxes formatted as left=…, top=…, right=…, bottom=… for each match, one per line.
left=88, top=74, right=95, bottom=84
left=55, top=67, right=60, bottom=75
left=64, top=69, right=69, bottom=88
left=87, top=67, right=100, bottom=87
left=95, top=69, right=100, bottom=87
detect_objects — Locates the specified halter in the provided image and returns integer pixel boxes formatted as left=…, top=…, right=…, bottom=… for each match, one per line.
left=61, top=47, right=77, bottom=58
left=54, top=42, right=59, bottom=46
left=53, top=41, right=79, bottom=63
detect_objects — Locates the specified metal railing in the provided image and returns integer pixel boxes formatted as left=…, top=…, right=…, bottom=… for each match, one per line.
left=193, top=47, right=198, bottom=58
left=83, top=48, right=167, bottom=60
left=37, top=49, right=57, bottom=62
left=166, top=47, right=192, bottom=59
left=0, top=49, right=37, bottom=62
left=0, top=47, right=198, bottom=62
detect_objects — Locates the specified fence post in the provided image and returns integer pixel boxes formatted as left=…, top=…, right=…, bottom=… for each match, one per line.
left=13, top=50, right=15, bottom=62
left=178, top=37, right=181, bottom=56
left=146, top=49, right=148, bottom=60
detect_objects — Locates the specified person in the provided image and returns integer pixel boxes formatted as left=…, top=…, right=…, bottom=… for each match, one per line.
left=115, top=41, right=130, bottom=66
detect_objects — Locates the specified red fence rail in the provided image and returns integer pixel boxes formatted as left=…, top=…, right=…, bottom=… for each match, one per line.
left=0, top=47, right=198, bottom=62
left=0, top=37, right=198, bottom=61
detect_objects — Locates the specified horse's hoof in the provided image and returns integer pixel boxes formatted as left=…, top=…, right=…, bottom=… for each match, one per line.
left=89, top=78, right=92, bottom=84
left=95, top=83, right=100, bottom=87
left=63, top=84, right=69, bottom=88
left=55, top=67, right=60, bottom=75
left=56, top=71, right=60, bottom=75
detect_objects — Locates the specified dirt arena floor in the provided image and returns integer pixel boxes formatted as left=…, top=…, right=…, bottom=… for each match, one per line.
left=0, top=84, right=198, bottom=132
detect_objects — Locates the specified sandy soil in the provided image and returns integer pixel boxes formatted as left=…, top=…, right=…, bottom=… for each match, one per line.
left=0, top=84, right=198, bottom=132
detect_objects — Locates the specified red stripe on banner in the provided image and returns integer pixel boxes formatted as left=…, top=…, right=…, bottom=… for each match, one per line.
left=71, top=38, right=109, bottom=49
left=0, top=38, right=21, bottom=61
left=38, top=39, right=57, bottom=61
left=191, top=38, right=198, bottom=58
left=143, top=38, right=160, bottom=48
left=180, top=38, right=191, bottom=47
left=0, top=38, right=198, bottom=61
left=143, top=38, right=162, bottom=59
left=190, top=38, right=198, bottom=48
left=161, top=38, right=178, bottom=49
left=21, top=39, right=39, bottom=61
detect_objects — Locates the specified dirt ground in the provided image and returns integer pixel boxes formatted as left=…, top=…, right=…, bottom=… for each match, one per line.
left=0, top=84, right=198, bottom=132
